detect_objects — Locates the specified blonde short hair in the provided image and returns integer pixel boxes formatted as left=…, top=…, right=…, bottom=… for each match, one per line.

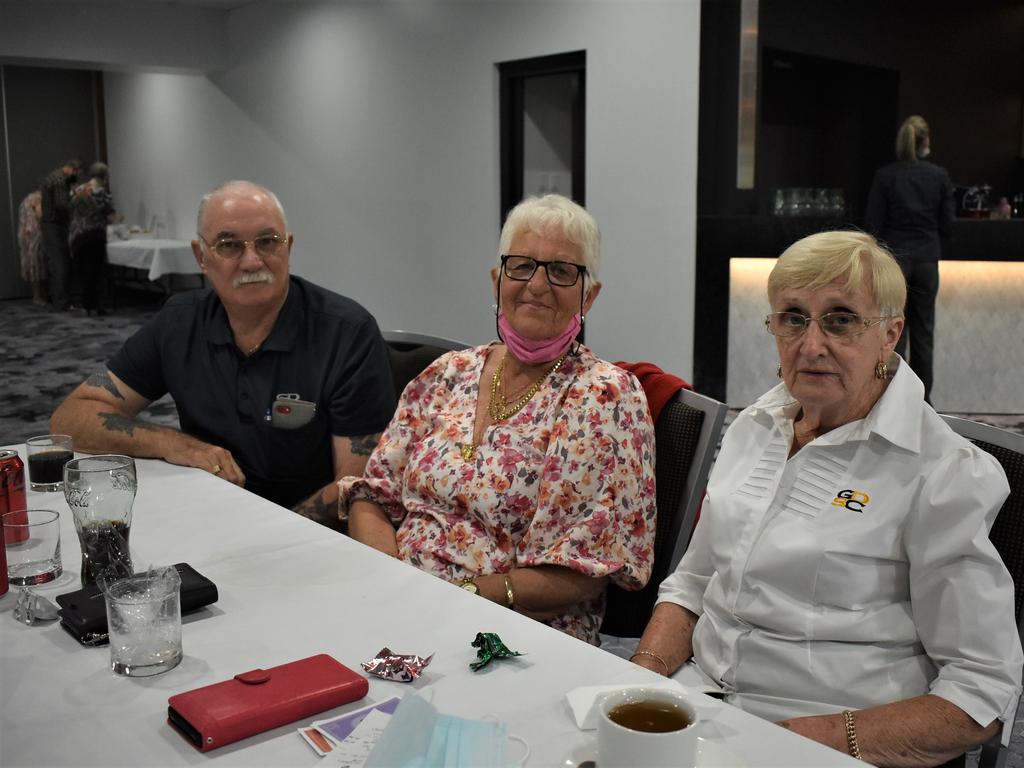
left=768, top=230, right=906, bottom=317
left=498, top=194, right=601, bottom=282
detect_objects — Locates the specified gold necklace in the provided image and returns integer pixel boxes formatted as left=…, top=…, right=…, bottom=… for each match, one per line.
left=488, top=351, right=569, bottom=422
left=458, top=350, right=570, bottom=462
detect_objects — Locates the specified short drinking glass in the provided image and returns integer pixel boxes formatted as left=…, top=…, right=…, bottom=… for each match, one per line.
left=26, top=434, right=74, bottom=492
left=104, top=566, right=182, bottom=677
left=2, top=508, right=63, bottom=585
left=63, top=455, right=136, bottom=588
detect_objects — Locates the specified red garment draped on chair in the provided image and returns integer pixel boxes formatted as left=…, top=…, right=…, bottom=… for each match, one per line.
left=613, top=361, right=692, bottom=423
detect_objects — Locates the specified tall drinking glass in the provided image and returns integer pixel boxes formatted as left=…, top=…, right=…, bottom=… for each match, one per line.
left=63, top=455, right=136, bottom=588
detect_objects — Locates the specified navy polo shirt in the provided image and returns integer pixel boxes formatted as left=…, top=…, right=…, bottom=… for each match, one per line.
left=108, top=276, right=396, bottom=508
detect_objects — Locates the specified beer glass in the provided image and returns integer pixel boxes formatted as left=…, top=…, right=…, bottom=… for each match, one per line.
left=63, top=455, right=136, bottom=588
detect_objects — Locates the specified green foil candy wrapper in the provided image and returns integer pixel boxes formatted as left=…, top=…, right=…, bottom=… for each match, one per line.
left=470, top=632, right=523, bottom=671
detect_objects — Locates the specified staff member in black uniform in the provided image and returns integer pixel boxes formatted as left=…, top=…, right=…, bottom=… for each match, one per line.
left=865, top=115, right=955, bottom=404
left=52, top=181, right=396, bottom=527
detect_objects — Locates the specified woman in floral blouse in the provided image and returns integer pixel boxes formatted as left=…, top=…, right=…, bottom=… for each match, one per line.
left=340, top=194, right=656, bottom=644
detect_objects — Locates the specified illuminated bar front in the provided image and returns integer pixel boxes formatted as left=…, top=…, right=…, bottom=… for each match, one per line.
left=728, top=258, right=1024, bottom=413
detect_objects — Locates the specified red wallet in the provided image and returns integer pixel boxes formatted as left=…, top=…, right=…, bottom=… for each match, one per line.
left=167, top=654, right=369, bottom=752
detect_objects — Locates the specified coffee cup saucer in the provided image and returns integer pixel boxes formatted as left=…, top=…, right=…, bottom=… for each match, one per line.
left=562, top=735, right=745, bottom=767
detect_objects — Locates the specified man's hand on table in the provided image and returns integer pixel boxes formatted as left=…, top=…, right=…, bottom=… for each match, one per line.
left=163, top=434, right=246, bottom=486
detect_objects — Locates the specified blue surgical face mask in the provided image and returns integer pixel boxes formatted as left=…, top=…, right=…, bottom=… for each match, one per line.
left=364, top=691, right=526, bottom=768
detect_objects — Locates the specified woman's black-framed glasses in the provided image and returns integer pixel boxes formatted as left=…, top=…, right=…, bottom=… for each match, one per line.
left=199, top=233, right=288, bottom=260
left=765, top=311, right=884, bottom=339
left=501, top=255, right=586, bottom=287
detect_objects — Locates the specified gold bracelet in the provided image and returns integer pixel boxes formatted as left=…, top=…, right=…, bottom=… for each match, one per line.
left=503, top=574, right=515, bottom=609
left=842, top=710, right=862, bottom=760
left=630, top=649, right=669, bottom=675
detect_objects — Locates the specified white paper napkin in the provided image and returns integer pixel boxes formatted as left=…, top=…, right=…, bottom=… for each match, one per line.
left=567, top=681, right=687, bottom=730
left=566, top=663, right=726, bottom=731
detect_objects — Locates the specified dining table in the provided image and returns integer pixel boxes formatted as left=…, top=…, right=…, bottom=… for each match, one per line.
left=0, top=446, right=864, bottom=767
left=106, top=239, right=201, bottom=282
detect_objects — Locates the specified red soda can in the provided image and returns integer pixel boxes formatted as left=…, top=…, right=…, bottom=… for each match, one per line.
left=2, top=450, right=31, bottom=595
left=1, top=448, right=29, bottom=532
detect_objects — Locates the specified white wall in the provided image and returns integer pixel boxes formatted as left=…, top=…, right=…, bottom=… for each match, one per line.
left=51, top=0, right=701, bottom=375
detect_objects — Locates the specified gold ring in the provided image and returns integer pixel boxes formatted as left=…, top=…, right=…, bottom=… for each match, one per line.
left=212, top=465, right=222, bottom=475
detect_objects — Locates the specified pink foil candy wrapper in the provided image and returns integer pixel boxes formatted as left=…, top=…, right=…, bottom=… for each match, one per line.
left=362, top=647, right=434, bottom=682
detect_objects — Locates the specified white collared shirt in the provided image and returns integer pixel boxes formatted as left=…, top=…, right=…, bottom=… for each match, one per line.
left=658, top=359, right=1023, bottom=730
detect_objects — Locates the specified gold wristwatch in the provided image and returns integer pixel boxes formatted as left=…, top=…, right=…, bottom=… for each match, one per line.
left=460, top=578, right=479, bottom=595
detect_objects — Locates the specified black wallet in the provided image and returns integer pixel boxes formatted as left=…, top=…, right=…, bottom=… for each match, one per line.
left=56, top=562, right=218, bottom=646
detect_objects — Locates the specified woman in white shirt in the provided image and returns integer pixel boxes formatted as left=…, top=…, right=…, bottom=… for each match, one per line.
left=633, top=230, right=1022, bottom=767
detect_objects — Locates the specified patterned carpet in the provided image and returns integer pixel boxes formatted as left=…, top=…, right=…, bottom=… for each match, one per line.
left=0, top=295, right=179, bottom=444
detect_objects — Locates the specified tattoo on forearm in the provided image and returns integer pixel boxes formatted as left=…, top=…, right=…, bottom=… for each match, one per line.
left=85, top=372, right=125, bottom=400
left=98, top=412, right=158, bottom=436
left=349, top=433, right=382, bottom=457
left=294, top=491, right=333, bottom=524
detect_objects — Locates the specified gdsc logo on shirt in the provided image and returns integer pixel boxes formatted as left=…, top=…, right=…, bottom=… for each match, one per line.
left=832, top=489, right=870, bottom=513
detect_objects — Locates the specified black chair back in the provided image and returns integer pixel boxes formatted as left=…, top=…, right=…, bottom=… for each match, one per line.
left=600, top=396, right=705, bottom=638
left=383, top=331, right=469, bottom=400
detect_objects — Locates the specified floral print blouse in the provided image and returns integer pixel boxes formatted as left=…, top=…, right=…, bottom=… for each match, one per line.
left=338, top=343, right=657, bottom=644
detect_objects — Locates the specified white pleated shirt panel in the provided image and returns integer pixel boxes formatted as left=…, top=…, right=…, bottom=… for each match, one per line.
left=658, top=361, right=1023, bottom=729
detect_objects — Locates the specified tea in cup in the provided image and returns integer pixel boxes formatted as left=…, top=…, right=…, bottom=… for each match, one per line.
left=597, top=686, right=699, bottom=767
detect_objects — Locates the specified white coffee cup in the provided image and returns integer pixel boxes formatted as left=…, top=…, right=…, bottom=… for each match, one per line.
left=597, top=686, right=699, bottom=768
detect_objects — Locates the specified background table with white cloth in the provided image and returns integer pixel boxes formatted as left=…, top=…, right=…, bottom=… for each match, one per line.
left=106, top=239, right=200, bottom=281
left=106, top=239, right=204, bottom=297
left=0, top=448, right=863, bottom=767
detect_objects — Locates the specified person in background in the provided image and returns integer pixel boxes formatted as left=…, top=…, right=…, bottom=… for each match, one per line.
left=69, top=162, right=117, bottom=316
left=51, top=180, right=396, bottom=518
left=865, top=115, right=954, bottom=404
left=633, top=231, right=1021, bottom=767
left=17, top=186, right=46, bottom=305
left=39, top=159, right=83, bottom=311
left=341, top=194, right=657, bottom=645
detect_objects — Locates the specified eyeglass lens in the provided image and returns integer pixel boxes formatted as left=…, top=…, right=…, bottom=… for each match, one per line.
left=503, top=256, right=583, bottom=286
left=766, top=311, right=866, bottom=337
left=212, top=234, right=286, bottom=259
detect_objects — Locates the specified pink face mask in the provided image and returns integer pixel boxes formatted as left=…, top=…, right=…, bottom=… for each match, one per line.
left=497, top=311, right=580, bottom=364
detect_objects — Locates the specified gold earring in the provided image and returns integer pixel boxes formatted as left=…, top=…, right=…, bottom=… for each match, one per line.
left=776, top=364, right=783, bottom=378
left=874, top=360, right=888, bottom=379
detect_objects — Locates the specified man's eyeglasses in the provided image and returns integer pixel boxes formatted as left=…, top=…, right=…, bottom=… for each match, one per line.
left=765, top=311, right=884, bottom=339
left=199, top=233, right=288, bottom=260
left=501, top=255, right=586, bottom=287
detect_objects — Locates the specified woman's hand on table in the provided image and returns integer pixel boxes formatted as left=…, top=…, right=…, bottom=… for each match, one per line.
left=472, top=566, right=607, bottom=621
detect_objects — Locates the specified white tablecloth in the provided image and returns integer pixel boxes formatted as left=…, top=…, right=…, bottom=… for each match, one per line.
left=106, top=239, right=199, bottom=281
left=0, top=449, right=862, bottom=767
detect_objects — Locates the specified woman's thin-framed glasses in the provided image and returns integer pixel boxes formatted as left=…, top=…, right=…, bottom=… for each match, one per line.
left=199, top=233, right=288, bottom=260
left=765, top=311, right=885, bottom=339
left=501, top=254, right=586, bottom=287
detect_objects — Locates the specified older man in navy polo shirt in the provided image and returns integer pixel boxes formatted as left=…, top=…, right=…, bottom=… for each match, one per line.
left=52, top=181, right=396, bottom=526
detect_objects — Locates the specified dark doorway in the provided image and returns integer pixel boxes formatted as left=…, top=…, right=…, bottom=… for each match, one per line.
left=497, top=51, right=586, bottom=224
left=1, top=65, right=104, bottom=299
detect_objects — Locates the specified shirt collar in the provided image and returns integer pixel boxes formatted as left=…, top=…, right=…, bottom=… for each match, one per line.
left=206, top=276, right=301, bottom=353
left=748, top=355, right=925, bottom=453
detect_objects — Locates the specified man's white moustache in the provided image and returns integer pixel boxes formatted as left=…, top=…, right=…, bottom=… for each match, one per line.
left=233, top=272, right=274, bottom=288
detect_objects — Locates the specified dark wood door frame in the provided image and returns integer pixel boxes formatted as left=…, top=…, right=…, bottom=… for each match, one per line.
left=497, top=50, right=586, bottom=225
